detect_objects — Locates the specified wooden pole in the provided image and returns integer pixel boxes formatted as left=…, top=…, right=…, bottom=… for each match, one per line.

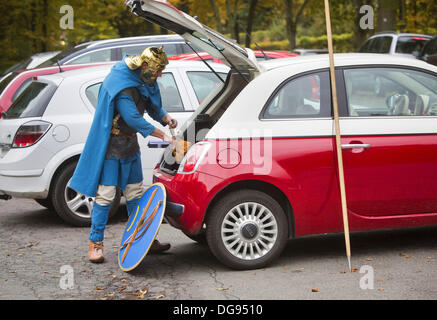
left=323, top=0, right=352, bottom=271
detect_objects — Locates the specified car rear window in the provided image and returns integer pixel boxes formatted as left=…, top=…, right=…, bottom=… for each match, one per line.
left=0, top=72, right=19, bottom=96
left=395, top=36, right=429, bottom=56
left=187, top=71, right=227, bottom=104
left=6, top=81, right=57, bottom=119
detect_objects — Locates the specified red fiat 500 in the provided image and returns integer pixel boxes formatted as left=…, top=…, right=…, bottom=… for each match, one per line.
left=128, top=0, right=437, bottom=270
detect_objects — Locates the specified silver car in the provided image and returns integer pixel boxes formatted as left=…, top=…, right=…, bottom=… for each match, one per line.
left=0, top=61, right=229, bottom=226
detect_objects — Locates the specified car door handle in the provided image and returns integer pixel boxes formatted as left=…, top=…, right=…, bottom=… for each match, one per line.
left=341, top=144, right=371, bottom=150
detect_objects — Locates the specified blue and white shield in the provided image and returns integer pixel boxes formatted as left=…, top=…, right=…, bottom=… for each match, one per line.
left=118, top=183, right=166, bottom=272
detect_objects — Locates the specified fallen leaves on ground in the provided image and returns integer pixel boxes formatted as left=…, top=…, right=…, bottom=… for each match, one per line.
left=216, top=287, right=229, bottom=291
left=137, top=289, right=148, bottom=299
left=155, top=294, right=165, bottom=299
left=17, top=241, right=40, bottom=250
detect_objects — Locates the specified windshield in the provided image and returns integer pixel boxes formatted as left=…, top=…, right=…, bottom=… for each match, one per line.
left=1, top=59, right=32, bottom=76
left=396, top=36, right=430, bottom=56
left=36, top=45, right=87, bottom=68
left=6, top=81, right=57, bottom=119
left=0, top=72, right=19, bottom=96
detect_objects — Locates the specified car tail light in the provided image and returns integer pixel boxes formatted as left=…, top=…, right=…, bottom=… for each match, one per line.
left=177, top=141, right=211, bottom=174
left=12, top=120, right=51, bottom=148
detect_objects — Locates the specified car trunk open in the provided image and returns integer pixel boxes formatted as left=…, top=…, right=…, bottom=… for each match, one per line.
left=125, top=0, right=262, bottom=175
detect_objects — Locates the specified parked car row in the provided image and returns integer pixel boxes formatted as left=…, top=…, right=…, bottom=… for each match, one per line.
left=2, top=0, right=437, bottom=271
left=127, top=0, right=437, bottom=270
left=358, top=32, right=437, bottom=67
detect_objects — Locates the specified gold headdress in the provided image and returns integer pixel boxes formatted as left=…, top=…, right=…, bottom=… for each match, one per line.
left=125, top=46, right=169, bottom=72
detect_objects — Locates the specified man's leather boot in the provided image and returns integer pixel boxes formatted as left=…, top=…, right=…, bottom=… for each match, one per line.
left=88, top=241, right=104, bottom=263
left=149, top=239, right=170, bottom=254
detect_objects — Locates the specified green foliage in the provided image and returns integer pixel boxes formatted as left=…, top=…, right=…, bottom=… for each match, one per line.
left=0, top=0, right=436, bottom=74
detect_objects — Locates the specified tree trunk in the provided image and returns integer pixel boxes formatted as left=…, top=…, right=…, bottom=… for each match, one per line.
left=245, top=0, right=258, bottom=48
left=283, top=0, right=311, bottom=51
left=283, top=0, right=295, bottom=50
left=377, top=0, right=397, bottom=32
left=226, top=0, right=240, bottom=42
left=208, top=0, right=223, bottom=33
left=353, top=0, right=370, bottom=51
left=41, top=0, right=48, bottom=52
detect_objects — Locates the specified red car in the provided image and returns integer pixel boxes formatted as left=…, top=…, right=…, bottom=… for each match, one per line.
left=0, top=62, right=109, bottom=113
left=169, top=50, right=298, bottom=64
left=129, top=0, right=437, bottom=271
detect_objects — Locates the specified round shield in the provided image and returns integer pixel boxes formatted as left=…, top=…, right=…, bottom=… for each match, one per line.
left=118, top=183, right=166, bottom=272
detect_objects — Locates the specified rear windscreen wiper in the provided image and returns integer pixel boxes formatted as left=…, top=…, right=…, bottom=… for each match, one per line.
left=185, top=42, right=225, bottom=84
left=207, top=38, right=250, bottom=84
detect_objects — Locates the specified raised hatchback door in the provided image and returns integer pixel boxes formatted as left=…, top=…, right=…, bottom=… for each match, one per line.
left=125, top=0, right=261, bottom=74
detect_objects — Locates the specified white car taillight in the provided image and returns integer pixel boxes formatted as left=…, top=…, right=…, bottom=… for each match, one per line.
left=12, top=120, right=51, bottom=148
left=177, top=141, right=211, bottom=174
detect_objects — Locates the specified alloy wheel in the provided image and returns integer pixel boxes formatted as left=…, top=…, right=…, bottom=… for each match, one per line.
left=221, top=202, right=278, bottom=261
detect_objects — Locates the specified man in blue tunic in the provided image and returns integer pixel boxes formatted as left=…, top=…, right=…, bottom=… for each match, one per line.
left=69, top=47, right=177, bottom=263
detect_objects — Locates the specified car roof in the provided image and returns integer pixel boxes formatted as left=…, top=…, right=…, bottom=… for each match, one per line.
left=79, top=34, right=184, bottom=49
left=259, top=53, right=437, bottom=72
left=37, top=60, right=229, bottom=83
left=369, top=32, right=432, bottom=38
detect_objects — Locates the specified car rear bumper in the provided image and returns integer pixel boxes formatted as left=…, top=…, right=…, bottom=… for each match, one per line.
left=0, top=174, right=49, bottom=199
left=153, top=167, right=223, bottom=235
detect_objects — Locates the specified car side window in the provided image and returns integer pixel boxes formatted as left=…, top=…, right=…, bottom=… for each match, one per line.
left=377, top=37, right=392, bottom=53
left=261, top=71, right=331, bottom=119
left=121, top=44, right=179, bottom=57
left=424, top=39, right=437, bottom=57
left=359, top=38, right=373, bottom=52
left=186, top=71, right=227, bottom=104
left=85, top=83, right=102, bottom=108
left=157, top=72, right=184, bottom=112
left=344, top=68, right=437, bottom=117
left=85, top=74, right=184, bottom=113
left=66, top=49, right=112, bottom=64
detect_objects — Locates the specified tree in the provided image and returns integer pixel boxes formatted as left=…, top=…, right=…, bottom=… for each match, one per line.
left=208, top=0, right=224, bottom=33
left=283, top=0, right=312, bottom=50
left=376, top=0, right=397, bottom=32
left=245, top=0, right=258, bottom=47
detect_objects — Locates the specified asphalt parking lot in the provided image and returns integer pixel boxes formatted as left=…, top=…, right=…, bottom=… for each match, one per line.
left=0, top=197, right=436, bottom=300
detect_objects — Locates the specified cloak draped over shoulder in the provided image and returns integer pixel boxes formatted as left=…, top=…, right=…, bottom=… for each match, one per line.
left=69, top=57, right=165, bottom=197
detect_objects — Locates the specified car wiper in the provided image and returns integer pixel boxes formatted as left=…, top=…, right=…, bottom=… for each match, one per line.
left=185, top=42, right=225, bottom=84
left=239, top=23, right=268, bottom=61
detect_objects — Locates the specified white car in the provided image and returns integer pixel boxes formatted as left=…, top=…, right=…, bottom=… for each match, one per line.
left=0, top=60, right=229, bottom=226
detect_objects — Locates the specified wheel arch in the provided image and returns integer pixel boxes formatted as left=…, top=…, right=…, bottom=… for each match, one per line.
left=47, top=154, right=80, bottom=197
left=204, top=179, right=295, bottom=239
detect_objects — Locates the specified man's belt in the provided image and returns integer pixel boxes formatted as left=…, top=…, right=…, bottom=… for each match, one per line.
left=111, top=128, right=136, bottom=139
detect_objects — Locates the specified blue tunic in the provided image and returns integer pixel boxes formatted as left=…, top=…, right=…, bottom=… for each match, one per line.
left=69, top=57, right=167, bottom=197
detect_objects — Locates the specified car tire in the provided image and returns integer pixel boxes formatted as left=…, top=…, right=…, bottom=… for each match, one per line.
left=51, top=161, right=121, bottom=227
left=206, top=190, right=288, bottom=270
left=34, top=198, right=54, bottom=211
left=183, top=229, right=207, bottom=245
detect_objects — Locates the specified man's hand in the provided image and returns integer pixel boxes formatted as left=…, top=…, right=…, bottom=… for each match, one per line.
left=162, top=134, right=174, bottom=143
left=162, top=114, right=178, bottom=129
left=168, top=118, right=178, bottom=129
